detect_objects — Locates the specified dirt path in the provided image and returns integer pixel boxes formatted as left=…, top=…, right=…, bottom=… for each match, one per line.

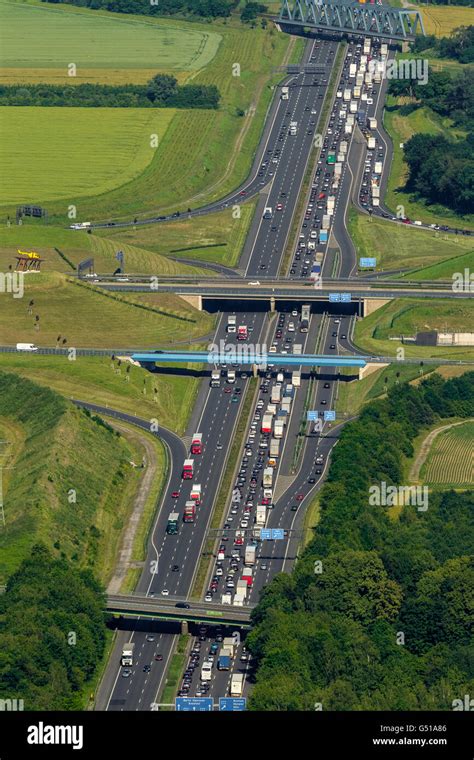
left=409, top=420, right=471, bottom=482
left=107, top=421, right=159, bottom=594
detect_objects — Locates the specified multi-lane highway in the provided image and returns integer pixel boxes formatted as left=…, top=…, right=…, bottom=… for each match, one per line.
left=93, top=31, right=470, bottom=713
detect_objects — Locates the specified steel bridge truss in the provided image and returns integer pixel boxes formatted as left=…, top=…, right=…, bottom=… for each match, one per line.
left=278, top=0, right=425, bottom=41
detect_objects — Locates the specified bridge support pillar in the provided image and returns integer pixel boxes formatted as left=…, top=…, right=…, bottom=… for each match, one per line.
left=363, top=298, right=391, bottom=317
left=359, top=362, right=389, bottom=381
left=252, top=363, right=258, bottom=378
left=401, top=41, right=410, bottom=53
left=270, top=296, right=276, bottom=313
left=178, top=294, right=202, bottom=311
left=181, top=620, right=188, bottom=635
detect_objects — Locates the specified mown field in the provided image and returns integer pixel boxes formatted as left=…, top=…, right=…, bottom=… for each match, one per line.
left=421, top=420, right=474, bottom=487
left=0, top=0, right=220, bottom=83
left=0, top=223, right=212, bottom=276
left=0, top=3, right=299, bottom=221
left=0, top=107, right=176, bottom=205
left=97, top=199, right=258, bottom=267
left=417, top=3, right=474, bottom=36
left=348, top=211, right=474, bottom=275
left=383, top=102, right=474, bottom=231
left=0, top=271, right=215, bottom=348
left=353, top=299, right=474, bottom=361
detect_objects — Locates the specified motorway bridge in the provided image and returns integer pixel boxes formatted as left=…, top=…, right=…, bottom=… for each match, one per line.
left=106, top=594, right=253, bottom=628
left=278, top=0, right=425, bottom=41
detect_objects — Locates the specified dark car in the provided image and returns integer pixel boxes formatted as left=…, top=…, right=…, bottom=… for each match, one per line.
left=176, top=602, right=191, bottom=609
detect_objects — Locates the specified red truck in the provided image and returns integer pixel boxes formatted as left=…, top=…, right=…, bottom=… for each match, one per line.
left=182, top=459, right=194, bottom=480
left=237, top=325, right=248, bottom=341
left=183, top=501, right=196, bottom=523
left=191, top=433, right=202, bottom=455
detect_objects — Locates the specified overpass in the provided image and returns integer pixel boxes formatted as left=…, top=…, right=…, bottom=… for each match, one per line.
left=277, top=0, right=425, bottom=41
left=131, top=351, right=368, bottom=368
left=106, top=594, right=253, bottom=628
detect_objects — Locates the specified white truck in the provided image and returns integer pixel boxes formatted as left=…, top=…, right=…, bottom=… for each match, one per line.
left=367, top=136, right=376, bottom=150
left=263, top=207, right=273, bottom=219
left=121, top=642, right=135, bottom=667
left=349, top=63, right=357, bottom=78
left=291, top=370, right=301, bottom=388
left=227, top=369, right=236, bottom=384
left=211, top=370, right=220, bottom=387
left=353, top=86, right=361, bottom=99
left=270, top=438, right=280, bottom=457
left=233, top=593, right=245, bottom=607
left=231, top=674, right=244, bottom=697
left=255, top=505, right=266, bottom=528
left=289, top=121, right=298, bottom=135
left=263, top=467, right=274, bottom=487
left=343, top=88, right=351, bottom=102
left=374, top=161, right=383, bottom=175
left=274, top=420, right=284, bottom=439
left=245, top=544, right=257, bottom=566
left=201, top=662, right=212, bottom=681
left=227, top=315, right=236, bottom=333
left=271, top=385, right=282, bottom=404
left=369, top=117, right=377, bottom=130
left=223, top=637, right=236, bottom=657
left=281, top=86, right=289, bottom=100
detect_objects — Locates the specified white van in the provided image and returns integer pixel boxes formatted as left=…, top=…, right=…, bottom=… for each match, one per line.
left=16, top=343, right=38, bottom=352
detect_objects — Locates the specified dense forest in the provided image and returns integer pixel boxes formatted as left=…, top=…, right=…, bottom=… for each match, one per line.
left=402, top=133, right=474, bottom=214
left=0, top=546, right=107, bottom=710
left=248, top=372, right=474, bottom=710
left=41, top=0, right=238, bottom=18
left=388, top=58, right=474, bottom=215
left=0, top=75, right=220, bottom=109
left=413, top=26, right=474, bottom=64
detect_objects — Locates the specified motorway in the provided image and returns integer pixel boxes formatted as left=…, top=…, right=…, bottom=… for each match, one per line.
left=96, top=35, right=347, bottom=711
left=93, top=32, right=471, bottom=712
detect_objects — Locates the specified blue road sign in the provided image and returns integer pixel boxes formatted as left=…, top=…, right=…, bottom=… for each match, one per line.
left=340, top=293, right=352, bottom=302
left=359, top=257, right=376, bottom=268
left=176, top=697, right=213, bottom=712
left=328, top=293, right=341, bottom=302
left=324, top=410, right=336, bottom=421
left=307, top=410, right=318, bottom=422
left=260, top=528, right=272, bottom=540
left=219, top=698, right=247, bottom=712
left=272, top=529, right=285, bottom=540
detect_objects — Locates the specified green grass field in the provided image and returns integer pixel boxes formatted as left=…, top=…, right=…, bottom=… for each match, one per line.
left=0, top=4, right=298, bottom=221
left=421, top=420, right=474, bottom=487
left=0, top=223, right=213, bottom=276
left=97, top=199, right=258, bottom=267
left=336, top=363, right=433, bottom=417
left=0, top=271, right=215, bottom=348
left=0, top=107, right=176, bottom=205
left=354, top=299, right=474, bottom=361
left=0, top=352, right=201, bottom=434
left=0, top=0, right=221, bottom=81
left=383, top=101, right=474, bottom=230
left=349, top=211, right=474, bottom=275
left=0, top=370, right=147, bottom=582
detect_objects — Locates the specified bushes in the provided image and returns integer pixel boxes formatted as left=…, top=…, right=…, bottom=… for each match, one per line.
left=0, top=75, right=221, bottom=109
left=248, top=373, right=474, bottom=710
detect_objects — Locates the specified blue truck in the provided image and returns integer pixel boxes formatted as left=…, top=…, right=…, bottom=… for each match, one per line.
left=218, top=654, right=231, bottom=671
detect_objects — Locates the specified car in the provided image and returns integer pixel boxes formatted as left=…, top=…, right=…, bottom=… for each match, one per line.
left=121, top=669, right=132, bottom=678
left=224, top=386, right=232, bottom=393
left=171, top=491, right=179, bottom=498
left=308, top=477, right=316, bottom=484
left=205, top=592, right=213, bottom=602
left=341, top=334, right=346, bottom=340
left=146, top=634, right=155, bottom=642
left=329, top=344, right=336, bottom=350
left=321, top=399, right=327, bottom=405
left=290, top=505, right=298, bottom=512
left=161, top=589, right=169, bottom=596
left=172, top=564, right=180, bottom=572
left=231, top=396, right=239, bottom=403
left=315, top=468, right=322, bottom=475
left=155, top=654, right=163, bottom=661
left=143, top=664, right=151, bottom=673
left=296, top=493, right=304, bottom=501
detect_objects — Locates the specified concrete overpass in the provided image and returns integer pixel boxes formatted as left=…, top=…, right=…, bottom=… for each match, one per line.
left=106, top=594, right=253, bottom=628
left=131, top=351, right=368, bottom=368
